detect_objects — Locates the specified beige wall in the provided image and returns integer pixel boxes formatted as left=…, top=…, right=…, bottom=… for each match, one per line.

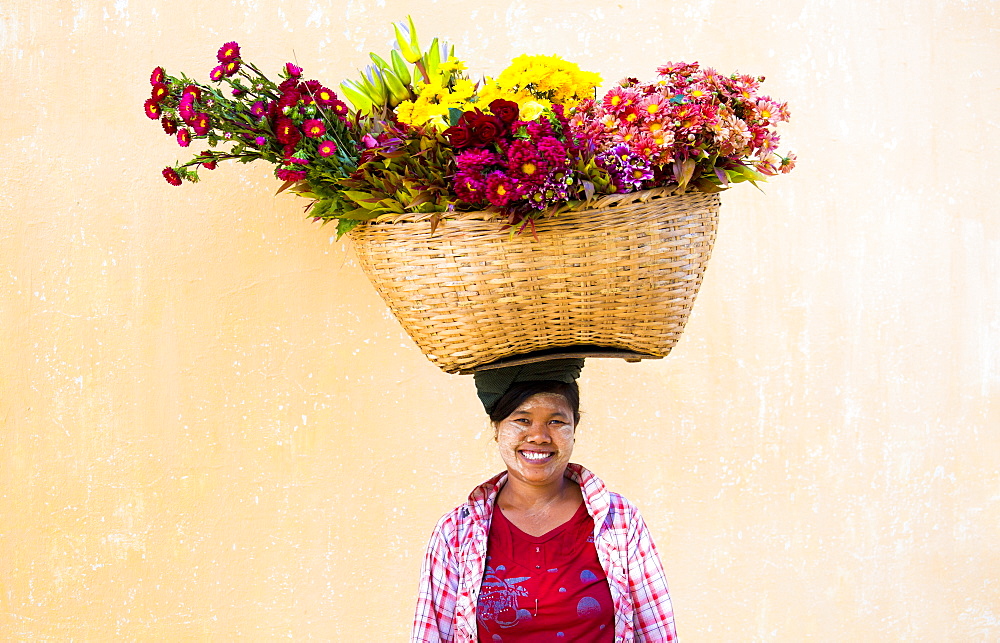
left=2, top=1, right=997, bottom=640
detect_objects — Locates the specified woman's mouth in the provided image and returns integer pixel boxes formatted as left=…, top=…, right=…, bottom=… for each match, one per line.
left=519, top=450, right=554, bottom=463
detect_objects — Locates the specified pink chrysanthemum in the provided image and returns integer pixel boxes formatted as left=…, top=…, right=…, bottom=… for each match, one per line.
left=629, top=134, right=657, bottom=159
left=210, top=65, right=225, bottom=82
left=217, top=41, right=241, bottom=63
left=602, top=87, right=633, bottom=114
left=638, top=95, right=667, bottom=119
left=250, top=101, right=267, bottom=118
left=162, top=167, right=182, bottom=186
left=160, top=117, right=177, bottom=135
left=191, top=113, right=210, bottom=136
left=302, top=119, right=326, bottom=138
left=176, top=128, right=191, bottom=147
left=144, top=98, right=162, bottom=120
left=779, top=152, right=797, bottom=173
left=150, top=67, right=165, bottom=85
left=485, top=171, right=519, bottom=207
left=317, top=140, right=338, bottom=157
left=285, top=62, right=303, bottom=78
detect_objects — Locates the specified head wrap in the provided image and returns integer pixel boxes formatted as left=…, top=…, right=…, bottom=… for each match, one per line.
left=473, top=358, right=584, bottom=415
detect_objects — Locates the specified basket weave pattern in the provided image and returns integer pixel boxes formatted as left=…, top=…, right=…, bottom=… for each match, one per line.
left=350, top=188, right=721, bottom=373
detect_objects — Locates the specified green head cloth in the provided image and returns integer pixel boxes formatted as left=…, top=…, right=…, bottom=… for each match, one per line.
left=474, top=358, right=584, bottom=416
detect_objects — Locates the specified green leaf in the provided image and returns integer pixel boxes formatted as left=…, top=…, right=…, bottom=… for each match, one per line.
left=448, top=107, right=463, bottom=127
left=336, top=218, right=361, bottom=238
left=340, top=190, right=382, bottom=207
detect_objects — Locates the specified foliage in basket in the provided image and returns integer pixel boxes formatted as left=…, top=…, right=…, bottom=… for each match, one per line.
left=144, top=17, right=795, bottom=237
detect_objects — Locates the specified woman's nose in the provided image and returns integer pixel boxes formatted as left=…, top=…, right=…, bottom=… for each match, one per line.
left=524, top=422, right=551, bottom=442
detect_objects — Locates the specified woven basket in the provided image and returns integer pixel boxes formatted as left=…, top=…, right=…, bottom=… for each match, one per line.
left=350, top=187, right=720, bottom=374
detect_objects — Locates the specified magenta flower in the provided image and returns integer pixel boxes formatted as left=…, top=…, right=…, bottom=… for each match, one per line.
left=150, top=83, right=168, bottom=103
left=274, top=117, right=301, bottom=145
left=507, top=140, right=545, bottom=183
left=455, top=148, right=499, bottom=174
left=536, top=137, right=567, bottom=166
left=453, top=171, right=487, bottom=203
left=329, top=100, right=349, bottom=118
left=191, top=113, right=210, bottom=136
left=285, top=62, right=303, bottom=78
left=317, top=140, right=338, bottom=157
left=176, top=128, right=191, bottom=147
left=210, top=65, right=225, bottom=82
left=178, top=96, right=195, bottom=123
left=150, top=67, right=165, bottom=85
left=275, top=167, right=307, bottom=182
left=485, top=171, right=518, bottom=206
left=302, top=119, right=326, bottom=138
left=182, top=84, right=202, bottom=102
left=313, top=86, right=337, bottom=106
left=255, top=136, right=267, bottom=146
left=162, top=167, right=182, bottom=186
left=160, top=117, right=178, bottom=135
left=144, top=98, right=162, bottom=120
left=217, top=41, right=241, bottom=63
left=224, top=59, right=240, bottom=77
left=250, top=101, right=267, bottom=118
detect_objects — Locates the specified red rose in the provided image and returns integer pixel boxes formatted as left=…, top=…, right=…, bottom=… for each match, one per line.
left=468, top=113, right=504, bottom=145
left=444, top=124, right=473, bottom=148
left=488, top=99, right=519, bottom=125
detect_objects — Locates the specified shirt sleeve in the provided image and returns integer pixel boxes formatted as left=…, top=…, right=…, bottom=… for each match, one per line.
left=412, top=512, right=461, bottom=643
left=626, top=503, right=678, bottom=641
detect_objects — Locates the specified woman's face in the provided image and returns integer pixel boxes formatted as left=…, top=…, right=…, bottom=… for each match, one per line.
left=494, top=392, right=576, bottom=489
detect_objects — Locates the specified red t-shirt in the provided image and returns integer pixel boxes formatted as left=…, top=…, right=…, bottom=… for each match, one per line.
left=476, top=501, right=615, bottom=641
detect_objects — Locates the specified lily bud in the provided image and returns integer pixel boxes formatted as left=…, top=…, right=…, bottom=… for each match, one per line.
left=424, top=37, right=441, bottom=78
left=339, top=79, right=374, bottom=113
left=393, top=16, right=421, bottom=64
left=361, top=64, right=389, bottom=106
left=390, top=49, right=411, bottom=86
left=381, top=68, right=411, bottom=107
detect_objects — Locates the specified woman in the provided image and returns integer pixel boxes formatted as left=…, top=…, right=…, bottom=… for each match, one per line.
left=412, top=359, right=677, bottom=642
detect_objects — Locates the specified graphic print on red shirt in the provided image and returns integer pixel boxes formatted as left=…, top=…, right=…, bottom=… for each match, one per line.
left=476, top=501, right=614, bottom=642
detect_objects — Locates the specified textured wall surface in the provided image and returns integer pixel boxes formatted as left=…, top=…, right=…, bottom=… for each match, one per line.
left=1, top=1, right=997, bottom=640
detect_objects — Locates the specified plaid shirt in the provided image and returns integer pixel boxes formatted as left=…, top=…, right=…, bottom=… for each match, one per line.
left=412, top=463, right=677, bottom=642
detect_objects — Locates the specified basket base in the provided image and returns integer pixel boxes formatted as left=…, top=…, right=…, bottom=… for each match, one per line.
left=460, top=346, right=663, bottom=375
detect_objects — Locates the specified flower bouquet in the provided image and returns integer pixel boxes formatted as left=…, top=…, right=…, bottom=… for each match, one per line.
left=145, top=18, right=794, bottom=372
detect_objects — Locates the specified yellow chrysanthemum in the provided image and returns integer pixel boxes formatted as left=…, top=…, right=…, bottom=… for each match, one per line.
left=490, top=54, right=601, bottom=108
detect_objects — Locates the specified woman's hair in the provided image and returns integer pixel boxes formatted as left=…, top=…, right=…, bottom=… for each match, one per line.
left=488, top=379, right=581, bottom=425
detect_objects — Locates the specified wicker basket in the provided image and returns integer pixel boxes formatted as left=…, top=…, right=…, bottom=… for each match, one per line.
left=349, top=187, right=720, bottom=374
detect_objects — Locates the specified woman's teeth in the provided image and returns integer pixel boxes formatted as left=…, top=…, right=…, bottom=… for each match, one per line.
left=521, top=451, right=551, bottom=461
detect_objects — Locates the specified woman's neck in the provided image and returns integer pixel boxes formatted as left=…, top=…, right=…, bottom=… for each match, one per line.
left=498, top=473, right=579, bottom=512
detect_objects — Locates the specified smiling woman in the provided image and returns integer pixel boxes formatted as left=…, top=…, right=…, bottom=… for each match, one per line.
left=412, top=360, right=677, bottom=642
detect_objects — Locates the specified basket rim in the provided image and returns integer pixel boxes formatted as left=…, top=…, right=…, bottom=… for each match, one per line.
left=361, top=185, right=703, bottom=226
left=458, top=346, right=663, bottom=374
